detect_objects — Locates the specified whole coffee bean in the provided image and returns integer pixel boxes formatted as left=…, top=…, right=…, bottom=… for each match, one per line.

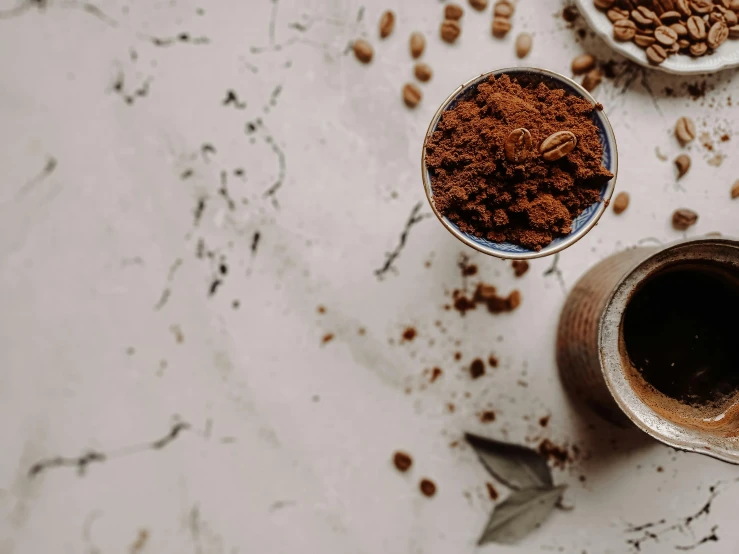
left=494, top=1, right=515, bottom=18
left=504, top=128, right=533, bottom=163
left=678, top=38, right=692, bottom=49
left=469, top=0, right=488, bottom=11
left=655, top=25, right=679, bottom=44
left=676, top=0, right=692, bottom=17
left=687, top=15, right=707, bottom=40
left=607, top=8, right=630, bottom=22
left=707, top=21, right=729, bottom=48
left=403, top=83, right=422, bottom=108
left=572, top=54, right=597, bottom=74
left=730, top=25, right=739, bottom=38
left=379, top=10, right=395, bottom=39
left=612, top=191, right=630, bottom=214
left=690, top=0, right=713, bottom=14
left=582, top=68, right=603, bottom=91
left=594, top=0, right=616, bottom=8
left=671, top=22, right=688, bottom=36
left=410, top=32, right=426, bottom=58
left=660, top=10, right=682, bottom=23
left=393, top=451, right=413, bottom=472
left=731, top=180, right=739, bottom=199
left=636, top=34, right=657, bottom=46
left=690, top=41, right=708, bottom=55
left=675, top=154, right=691, bottom=178
left=440, top=19, right=462, bottom=43
left=614, top=18, right=638, bottom=40
left=672, top=208, right=699, bottom=230
left=724, top=10, right=738, bottom=26
left=540, top=131, right=578, bottom=162
left=353, top=39, right=373, bottom=63
left=445, top=3, right=464, bottom=20
left=632, top=7, right=658, bottom=26
left=515, top=33, right=533, bottom=58
left=675, top=116, right=696, bottom=145
left=492, top=16, right=512, bottom=37
left=414, top=62, right=433, bottom=82
left=646, top=43, right=668, bottom=63
left=638, top=26, right=655, bottom=36
left=710, top=11, right=726, bottom=26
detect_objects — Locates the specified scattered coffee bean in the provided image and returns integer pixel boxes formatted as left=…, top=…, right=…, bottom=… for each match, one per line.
left=441, top=19, right=462, bottom=43
left=690, top=41, right=708, bottom=55
left=582, top=68, right=603, bottom=91
left=410, top=32, right=426, bottom=58
left=731, top=180, right=739, bottom=199
left=540, top=131, right=578, bottom=162
left=419, top=478, right=437, bottom=497
left=504, top=128, right=533, bottom=163
left=403, top=83, right=422, bottom=108
left=515, top=33, right=532, bottom=58
left=379, top=10, right=395, bottom=39
left=414, top=62, right=433, bottom=82
left=707, top=21, right=729, bottom=48
left=613, top=191, right=630, bottom=214
left=393, top=451, right=413, bottom=472
left=352, top=39, right=373, bottom=63
left=675, top=154, right=691, bottom=178
left=594, top=0, right=616, bottom=9
left=572, top=54, right=596, bottom=74
left=655, top=25, right=679, bottom=45
left=675, top=116, right=696, bottom=145
left=469, top=0, right=488, bottom=10
left=687, top=15, right=707, bottom=40
left=492, top=16, right=512, bottom=37
left=445, top=3, right=464, bottom=20
left=494, top=0, right=514, bottom=18
left=672, top=208, right=699, bottom=230
left=614, top=18, right=637, bottom=41
left=646, top=43, right=668, bottom=64
left=512, top=260, right=530, bottom=277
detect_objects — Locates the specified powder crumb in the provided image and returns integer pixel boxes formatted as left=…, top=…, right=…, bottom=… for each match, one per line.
left=358, top=327, right=366, bottom=336
left=486, top=482, right=499, bottom=500
left=512, top=260, right=530, bottom=277
left=539, top=415, right=550, bottom=427
left=562, top=5, right=579, bottom=23
left=454, top=352, right=462, bottom=361
left=479, top=411, right=496, bottom=423
left=707, top=154, right=725, bottom=167
left=447, top=403, right=456, bottom=413
left=317, top=305, right=326, bottom=314
left=538, top=439, right=571, bottom=469
left=419, top=479, right=437, bottom=497
left=488, top=355, right=499, bottom=367
left=721, top=134, right=730, bottom=142
left=470, top=358, right=486, bottom=379
left=430, top=367, right=443, bottom=382
left=393, top=451, right=413, bottom=472
left=656, top=466, right=664, bottom=473
left=401, top=327, right=417, bottom=342
left=321, top=333, right=334, bottom=344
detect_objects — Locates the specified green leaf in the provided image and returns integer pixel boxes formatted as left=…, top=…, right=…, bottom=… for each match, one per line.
left=465, top=433, right=553, bottom=490
left=478, top=486, right=566, bottom=546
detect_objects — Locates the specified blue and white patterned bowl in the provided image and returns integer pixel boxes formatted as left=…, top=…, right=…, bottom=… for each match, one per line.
left=421, top=67, right=618, bottom=260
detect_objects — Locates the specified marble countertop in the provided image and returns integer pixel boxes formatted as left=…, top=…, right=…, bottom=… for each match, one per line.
left=1, top=0, right=738, bottom=553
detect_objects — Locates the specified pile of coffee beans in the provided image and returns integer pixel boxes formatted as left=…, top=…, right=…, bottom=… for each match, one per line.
left=594, top=0, right=739, bottom=65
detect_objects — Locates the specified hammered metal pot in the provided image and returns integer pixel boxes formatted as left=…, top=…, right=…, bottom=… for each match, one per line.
left=557, top=238, right=739, bottom=464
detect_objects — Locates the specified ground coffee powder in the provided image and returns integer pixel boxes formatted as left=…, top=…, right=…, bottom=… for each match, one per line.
left=425, top=74, right=613, bottom=250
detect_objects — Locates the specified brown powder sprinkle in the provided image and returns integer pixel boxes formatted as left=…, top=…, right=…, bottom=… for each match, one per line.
left=479, top=410, right=496, bottom=423
left=401, top=327, right=417, bottom=342
left=419, top=478, right=437, bottom=497
left=486, top=482, right=499, bottom=500
left=425, top=74, right=612, bottom=250
left=488, top=355, right=499, bottom=367
left=454, top=351, right=462, bottom=361
left=317, top=305, right=326, bottom=314
left=393, top=451, right=413, bottom=472
left=430, top=367, right=443, bottom=382
left=447, top=402, right=456, bottom=413
left=321, top=333, right=334, bottom=344
left=538, top=439, right=571, bottom=469
left=470, top=358, right=486, bottom=379
left=512, top=260, right=530, bottom=277
left=539, top=415, right=550, bottom=427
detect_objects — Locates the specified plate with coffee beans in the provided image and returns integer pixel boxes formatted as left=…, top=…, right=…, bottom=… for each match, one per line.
left=422, top=67, right=617, bottom=260
left=576, top=0, right=739, bottom=74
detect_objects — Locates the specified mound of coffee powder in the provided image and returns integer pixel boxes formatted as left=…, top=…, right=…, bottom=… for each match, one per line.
left=425, top=74, right=613, bottom=250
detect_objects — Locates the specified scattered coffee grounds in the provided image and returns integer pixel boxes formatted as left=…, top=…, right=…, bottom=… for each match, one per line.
left=321, top=333, right=334, bottom=344
left=317, top=305, right=326, bottom=314
left=419, top=478, right=437, bottom=497
left=451, top=283, right=522, bottom=315
left=488, top=354, right=499, bottom=367
left=479, top=410, right=496, bottom=422
left=538, top=439, right=571, bottom=469
left=393, top=451, right=413, bottom=472
left=425, top=74, right=612, bottom=250
left=512, top=260, right=529, bottom=277
left=447, top=402, right=456, bottom=412
left=454, top=351, right=462, bottom=360
left=430, top=367, right=443, bottom=382
left=539, top=415, right=550, bottom=427
left=486, top=482, right=499, bottom=500
left=470, top=358, right=486, bottom=379
left=402, top=326, right=417, bottom=341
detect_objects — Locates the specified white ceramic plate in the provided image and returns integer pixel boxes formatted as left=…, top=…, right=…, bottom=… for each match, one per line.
left=575, top=0, right=739, bottom=75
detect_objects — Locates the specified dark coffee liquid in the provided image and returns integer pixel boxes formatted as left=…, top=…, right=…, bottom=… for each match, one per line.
left=623, top=263, right=739, bottom=407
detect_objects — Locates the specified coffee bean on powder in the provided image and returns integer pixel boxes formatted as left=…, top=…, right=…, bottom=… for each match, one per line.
left=572, top=54, right=596, bottom=74
left=708, top=21, right=730, bottom=48
left=379, top=10, right=395, bottom=39
left=582, top=68, right=603, bottom=92
left=410, top=32, right=426, bottom=58
left=393, top=451, right=413, bottom=472
left=646, top=43, right=668, bottom=64
left=731, top=180, right=739, bottom=199
left=505, top=128, right=533, bottom=163
left=494, top=0, right=514, bottom=18
left=675, top=154, right=691, bottom=178
left=414, top=62, right=433, bottom=82
left=614, top=19, right=637, bottom=41
left=672, top=208, right=699, bottom=230
left=687, top=15, right=707, bottom=40
left=516, top=33, right=532, bottom=58
left=469, top=0, right=488, bottom=11
left=613, top=191, right=630, bottom=214
left=655, top=25, right=679, bottom=45
left=352, top=39, right=373, bottom=63
left=540, top=131, right=578, bottom=162
left=440, top=19, right=462, bottom=43
left=492, top=16, right=512, bottom=38
left=675, top=116, right=696, bottom=145
left=445, top=3, right=464, bottom=20
left=403, top=83, right=422, bottom=108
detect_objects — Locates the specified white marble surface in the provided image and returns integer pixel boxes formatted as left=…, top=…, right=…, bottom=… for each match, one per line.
left=1, top=0, right=739, bottom=553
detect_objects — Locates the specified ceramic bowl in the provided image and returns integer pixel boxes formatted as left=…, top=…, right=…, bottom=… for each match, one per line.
left=575, top=0, right=739, bottom=75
left=421, top=67, right=618, bottom=261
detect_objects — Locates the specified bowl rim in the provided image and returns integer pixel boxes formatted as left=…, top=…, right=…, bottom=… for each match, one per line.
left=421, top=66, right=619, bottom=261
